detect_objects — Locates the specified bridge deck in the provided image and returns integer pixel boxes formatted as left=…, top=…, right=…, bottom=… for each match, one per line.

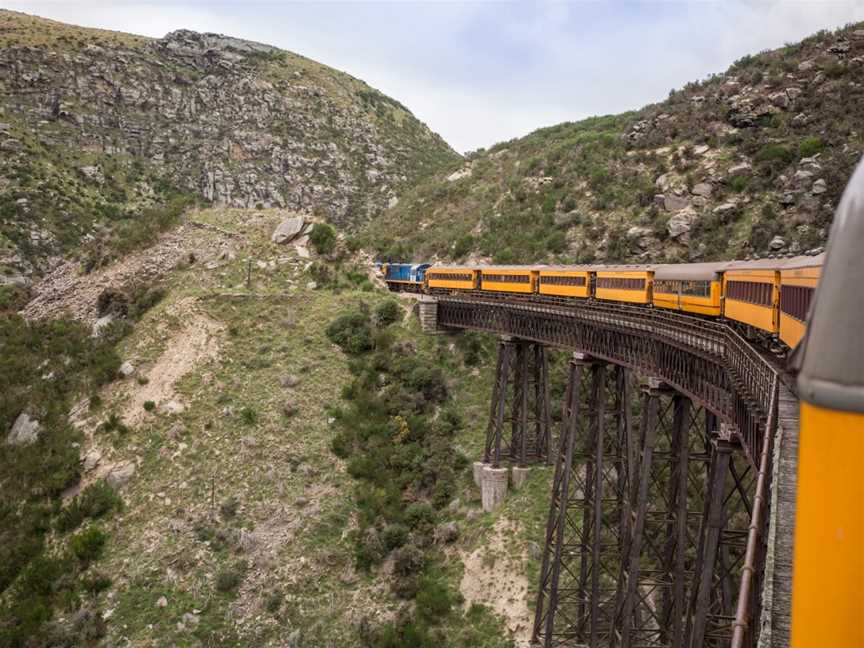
left=760, top=384, right=800, bottom=648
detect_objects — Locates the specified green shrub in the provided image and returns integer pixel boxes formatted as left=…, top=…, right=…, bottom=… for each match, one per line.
left=451, top=234, right=474, bottom=259
left=55, top=482, right=122, bottom=533
left=70, top=527, right=107, bottom=565
left=799, top=137, right=824, bottom=158
left=405, top=502, right=436, bottom=529
left=756, top=144, right=794, bottom=168
left=326, top=311, right=375, bottom=355
left=220, top=497, right=239, bottom=520
left=392, top=544, right=425, bottom=577
left=375, top=300, right=402, bottom=327
left=382, top=523, right=409, bottom=550
left=82, top=571, right=112, bottom=595
left=309, top=223, right=337, bottom=255
left=100, top=413, right=129, bottom=434
left=730, top=175, right=749, bottom=193
left=142, top=401, right=156, bottom=412
left=215, top=562, right=246, bottom=592
left=240, top=407, right=257, bottom=425
left=415, top=576, right=454, bottom=623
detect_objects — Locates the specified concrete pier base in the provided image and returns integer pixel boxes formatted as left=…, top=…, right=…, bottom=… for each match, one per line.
left=511, top=466, right=530, bottom=490
left=472, top=461, right=488, bottom=487
left=481, top=466, right=509, bottom=512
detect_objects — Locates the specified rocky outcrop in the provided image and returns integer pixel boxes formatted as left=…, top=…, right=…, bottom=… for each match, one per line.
left=5, top=413, right=41, bottom=446
left=0, top=11, right=457, bottom=279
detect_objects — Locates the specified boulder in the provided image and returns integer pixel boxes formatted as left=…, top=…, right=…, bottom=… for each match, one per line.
left=106, top=462, right=136, bottom=489
left=667, top=207, right=698, bottom=239
left=769, top=92, right=790, bottom=110
left=793, top=170, right=814, bottom=190
left=6, top=413, right=42, bottom=446
left=812, top=179, right=827, bottom=195
left=91, top=314, right=114, bottom=338
left=119, top=361, right=136, bottom=378
left=691, top=182, right=713, bottom=198
left=727, top=162, right=751, bottom=177
left=663, top=194, right=690, bottom=212
left=769, top=236, right=786, bottom=251
left=447, top=166, right=472, bottom=182
left=779, top=193, right=796, bottom=206
left=83, top=448, right=103, bottom=471
left=271, top=216, right=306, bottom=245
left=159, top=400, right=186, bottom=415
left=713, top=203, right=737, bottom=215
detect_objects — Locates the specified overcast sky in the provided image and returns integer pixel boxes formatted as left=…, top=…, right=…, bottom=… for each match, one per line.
left=5, top=1, right=864, bottom=152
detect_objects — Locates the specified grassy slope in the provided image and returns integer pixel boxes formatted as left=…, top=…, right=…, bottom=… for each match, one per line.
left=17, top=209, right=554, bottom=647
left=366, top=23, right=864, bottom=264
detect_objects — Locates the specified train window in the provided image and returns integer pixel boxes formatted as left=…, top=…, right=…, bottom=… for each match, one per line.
left=655, top=279, right=679, bottom=294
left=540, top=275, right=586, bottom=287
left=483, top=274, right=530, bottom=283
left=656, top=279, right=712, bottom=297
left=780, top=284, right=814, bottom=322
left=597, top=277, right=646, bottom=291
left=727, top=280, right=773, bottom=306
left=428, top=272, right=473, bottom=282
left=682, top=280, right=711, bottom=297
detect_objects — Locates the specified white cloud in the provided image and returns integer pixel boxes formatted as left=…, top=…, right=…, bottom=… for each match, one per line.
left=4, top=1, right=864, bottom=152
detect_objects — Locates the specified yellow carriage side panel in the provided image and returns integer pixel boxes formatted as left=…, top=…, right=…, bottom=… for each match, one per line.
left=480, top=269, right=537, bottom=294
left=779, top=314, right=807, bottom=349
left=538, top=270, right=590, bottom=298
left=723, top=269, right=779, bottom=334
left=790, top=402, right=864, bottom=648
left=595, top=270, right=652, bottom=304
left=779, top=265, right=822, bottom=349
left=427, top=268, right=477, bottom=291
left=652, top=286, right=679, bottom=311
left=680, top=281, right=722, bottom=316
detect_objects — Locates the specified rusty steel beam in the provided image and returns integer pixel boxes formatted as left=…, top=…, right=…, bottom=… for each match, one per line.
left=533, top=357, right=631, bottom=647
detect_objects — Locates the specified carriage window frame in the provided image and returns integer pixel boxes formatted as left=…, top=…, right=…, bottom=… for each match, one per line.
left=428, top=272, right=474, bottom=282
left=483, top=274, right=531, bottom=284
left=597, top=277, right=647, bottom=291
left=539, top=275, right=587, bottom=287
left=726, top=279, right=773, bottom=307
left=780, top=284, right=814, bottom=322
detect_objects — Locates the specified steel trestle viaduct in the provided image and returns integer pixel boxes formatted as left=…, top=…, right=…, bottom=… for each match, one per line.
left=418, top=293, right=800, bottom=648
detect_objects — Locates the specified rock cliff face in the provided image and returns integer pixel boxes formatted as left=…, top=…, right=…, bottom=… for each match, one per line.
left=368, top=24, right=864, bottom=265
left=0, top=11, right=457, bottom=281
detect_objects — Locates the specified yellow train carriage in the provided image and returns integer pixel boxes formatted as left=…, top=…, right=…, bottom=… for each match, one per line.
left=479, top=266, right=539, bottom=294
left=595, top=266, right=655, bottom=304
left=426, top=266, right=478, bottom=292
left=778, top=254, right=824, bottom=349
left=791, top=160, right=864, bottom=648
left=722, top=260, right=781, bottom=334
left=537, top=266, right=592, bottom=299
left=652, top=263, right=724, bottom=316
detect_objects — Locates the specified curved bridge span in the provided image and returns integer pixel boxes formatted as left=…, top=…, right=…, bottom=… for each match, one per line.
left=423, top=295, right=800, bottom=648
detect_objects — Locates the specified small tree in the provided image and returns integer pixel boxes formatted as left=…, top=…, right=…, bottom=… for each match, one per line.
left=309, top=223, right=337, bottom=255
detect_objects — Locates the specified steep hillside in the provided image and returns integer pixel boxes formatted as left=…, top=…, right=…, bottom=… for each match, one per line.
left=0, top=10, right=457, bottom=283
left=367, top=24, right=864, bottom=264
left=0, top=206, right=547, bottom=647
